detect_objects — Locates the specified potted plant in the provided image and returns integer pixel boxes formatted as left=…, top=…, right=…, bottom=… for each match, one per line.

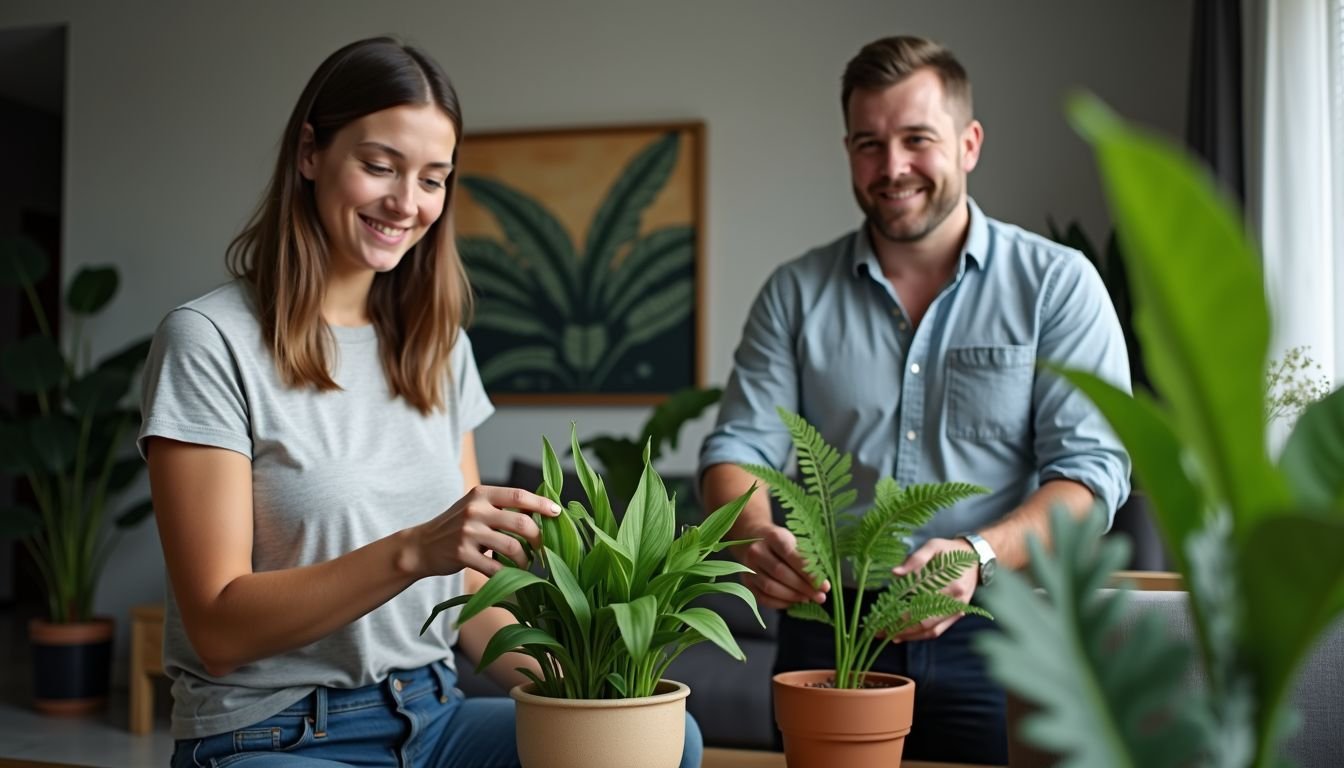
left=740, top=407, right=991, bottom=767
left=0, top=234, right=153, bottom=714
left=423, top=425, right=763, bottom=768
left=974, top=95, right=1344, bottom=767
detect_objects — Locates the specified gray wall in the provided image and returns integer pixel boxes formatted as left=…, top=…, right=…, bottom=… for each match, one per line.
left=0, top=0, right=1192, bottom=678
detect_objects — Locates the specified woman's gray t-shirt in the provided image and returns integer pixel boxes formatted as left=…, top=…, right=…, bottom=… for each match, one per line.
left=138, top=281, right=494, bottom=739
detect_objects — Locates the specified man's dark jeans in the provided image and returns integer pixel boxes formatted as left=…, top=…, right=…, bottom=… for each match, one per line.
left=772, top=588, right=1007, bottom=765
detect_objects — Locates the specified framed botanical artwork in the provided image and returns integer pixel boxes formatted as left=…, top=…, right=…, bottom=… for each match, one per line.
left=454, top=121, right=705, bottom=405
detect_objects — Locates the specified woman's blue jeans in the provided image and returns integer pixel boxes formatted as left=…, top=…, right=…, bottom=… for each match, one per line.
left=170, top=660, right=703, bottom=767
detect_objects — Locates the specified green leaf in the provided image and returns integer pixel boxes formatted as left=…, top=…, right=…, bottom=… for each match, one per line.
left=454, top=568, right=548, bottom=626
left=460, top=176, right=577, bottom=317
left=543, top=545, right=591, bottom=644
left=1069, top=92, right=1289, bottom=534
left=1057, top=369, right=1204, bottom=574
left=570, top=426, right=618, bottom=536
left=1237, top=514, right=1344, bottom=749
left=95, top=337, right=152, bottom=375
left=0, top=235, right=49, bottom=287
left=621, top=452, right=675, bottom=588
left=67, top=368, right=131, bottom=414
left=66, top=266, right=118, bottom=314
left=114, top=498, right=154, bottom=528
left=640, top=386, right=722, bottom=460
left=697, top=483, right=756, bottom=552
left=1, top=335, right=64, bottom=394
left=108, top=457, right=144, bottom=493
left=605, top=672, right=629, bottom=698
left=672, top=606, right=745, bottom=662
left=1278, top=386, right=1344, bottom=509
left=0, top=505, right=41, bottom=537
left=27, top=414, right=78, bottom=473
left=611, top=594, right=658, bottom=661
left=583, top=131, right=681, bottom=308
left=421, top=593, right=472, bottom=635
left=475, top=624, right=563, bottom=672
left=540, top=436, right=564, bottom=501
left=975, top=506, right=1212, bottom=767
left=674, top=581, right=764, bottom=629
left=786, top=601, right=833, bottom=625
left=586, top=436, right=643, bottom=504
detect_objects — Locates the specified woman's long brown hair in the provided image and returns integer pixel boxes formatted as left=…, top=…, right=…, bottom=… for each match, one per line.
left=226, top=37, right=470, bottom=414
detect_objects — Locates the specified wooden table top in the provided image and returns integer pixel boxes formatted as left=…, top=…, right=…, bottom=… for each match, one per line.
left=703, top=747, right=1000, bottom=768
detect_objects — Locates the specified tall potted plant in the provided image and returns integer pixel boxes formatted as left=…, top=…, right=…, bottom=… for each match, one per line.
left=974, top=95, right=1344, bottom=767
left=423, top=425, right=762, bottom=768
left=740, top=407, right=990, bottom=767
left=0, top=234, right=153, bottom=714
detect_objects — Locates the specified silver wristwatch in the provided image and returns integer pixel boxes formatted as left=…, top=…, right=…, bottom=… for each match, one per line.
left=957, top=532, right=998, bottom=586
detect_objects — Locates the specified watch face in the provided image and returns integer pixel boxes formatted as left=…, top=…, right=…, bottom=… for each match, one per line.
left=980, top=559, right=998, bottom=586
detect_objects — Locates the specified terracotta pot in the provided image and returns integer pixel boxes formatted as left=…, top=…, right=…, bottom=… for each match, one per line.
left=510, top=679, right=689, bottom=768
left=28, top=617, right=115, bottom=716
left=773, top=669, right=915, bottom=768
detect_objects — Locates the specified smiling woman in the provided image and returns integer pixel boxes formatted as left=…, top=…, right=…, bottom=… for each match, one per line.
left=136, top=35, right=704, bottom=768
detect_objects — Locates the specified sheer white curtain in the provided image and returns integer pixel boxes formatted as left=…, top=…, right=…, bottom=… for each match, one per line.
left=1255, top=0, right=1344, bottom=385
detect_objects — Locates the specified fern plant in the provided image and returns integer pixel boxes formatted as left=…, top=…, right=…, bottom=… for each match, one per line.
left=740, top=407, right=991, bottom=689
left=459, top=130, right=695, bottom=393
left=422, top=424, right=762, bottom=699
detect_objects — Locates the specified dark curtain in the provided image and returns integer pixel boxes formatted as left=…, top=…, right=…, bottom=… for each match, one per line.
left=1186, top=0, right=1246, bottom=205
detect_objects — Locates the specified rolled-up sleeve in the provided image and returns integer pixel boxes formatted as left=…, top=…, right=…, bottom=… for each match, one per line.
left=1033, top=254, right=1133, bottom=522
left=699, top=268, right=800, bottom=476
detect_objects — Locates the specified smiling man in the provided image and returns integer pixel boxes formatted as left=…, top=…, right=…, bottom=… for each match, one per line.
left=699, top=36, right=1132, bottom=764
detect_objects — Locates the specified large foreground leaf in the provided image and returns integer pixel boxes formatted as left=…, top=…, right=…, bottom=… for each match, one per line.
left=1069, top=93, right=1288, bottom=533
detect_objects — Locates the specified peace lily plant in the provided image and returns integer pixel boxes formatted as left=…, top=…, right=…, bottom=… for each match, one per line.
left=742, top=407, right=991, bottom=688
left=423, top=425, right=762, bottom=700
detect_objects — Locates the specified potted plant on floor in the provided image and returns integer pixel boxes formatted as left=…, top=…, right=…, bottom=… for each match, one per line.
left=0, top=235, right=153, bottom=715
left=740, top=407, right=991, bottom=767
left=974, top=95, right=1344, bottom=767
left=423, top=425, right=763, bottom=768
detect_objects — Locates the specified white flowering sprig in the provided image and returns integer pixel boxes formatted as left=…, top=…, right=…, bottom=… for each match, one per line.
left=1266, top=346, right=1332, bottom=424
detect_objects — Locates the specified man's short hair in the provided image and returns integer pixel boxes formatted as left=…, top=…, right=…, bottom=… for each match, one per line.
left=841, top=36, right=973, bottom=127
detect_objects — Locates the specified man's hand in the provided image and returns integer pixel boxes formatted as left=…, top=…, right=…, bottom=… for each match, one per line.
left=887, top=537, right=978, bottom=642
left=733, top=524, right=829, bottom=610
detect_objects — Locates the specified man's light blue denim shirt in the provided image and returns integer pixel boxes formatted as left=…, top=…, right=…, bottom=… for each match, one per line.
left=700, top=199, right=1131, bottom=551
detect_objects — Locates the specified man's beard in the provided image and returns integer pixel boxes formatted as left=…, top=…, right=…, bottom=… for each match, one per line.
left=858, top=175, right=962, bottom=244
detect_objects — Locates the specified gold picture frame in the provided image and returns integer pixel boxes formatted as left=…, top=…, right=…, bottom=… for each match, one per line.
left=454, top=121, right=705, bottom=406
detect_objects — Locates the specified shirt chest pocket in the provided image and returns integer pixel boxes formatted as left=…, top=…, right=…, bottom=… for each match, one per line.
left=946, top=345, right=1035, bottom=441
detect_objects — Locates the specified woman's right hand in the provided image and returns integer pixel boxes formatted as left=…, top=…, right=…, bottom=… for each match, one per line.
left=406, top=486, right=562, bottom=577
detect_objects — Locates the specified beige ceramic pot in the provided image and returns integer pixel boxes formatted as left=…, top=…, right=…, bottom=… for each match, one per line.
left=510, top=678, right=689, bottom=768
left=773, top=670, right=915, bottom=768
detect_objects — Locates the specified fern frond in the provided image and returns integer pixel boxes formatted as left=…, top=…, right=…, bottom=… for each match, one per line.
left=777, top=408, right=853, bottom=513
left=858, top=481, right=988, bottom=563
left=883, top=550, right=980, bottom=600
left=786, top=600, right=834, bottom=626
left=741, top=462, right=837, bottom=587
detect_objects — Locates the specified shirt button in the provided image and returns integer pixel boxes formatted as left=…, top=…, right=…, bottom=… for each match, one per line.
left=393, top=678, right=404, bottom=692
left=898, top=321, right=909, bottom=331
left=910, top=363, right=920, bottom=374
left=906, top=430, right=917, bottom=441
